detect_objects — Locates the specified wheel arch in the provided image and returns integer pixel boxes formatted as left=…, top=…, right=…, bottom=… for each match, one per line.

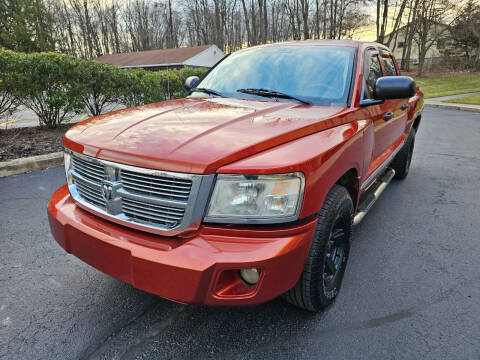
left=335, top=168, right=359, bottom=209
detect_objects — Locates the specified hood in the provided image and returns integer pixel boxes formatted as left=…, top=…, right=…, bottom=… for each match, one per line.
left=64, top=97, right=350, bottom=173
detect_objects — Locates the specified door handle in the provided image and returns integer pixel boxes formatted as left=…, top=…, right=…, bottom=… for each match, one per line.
left=384, top=112, right=394, bottom=121
left=401, top=103, right=408, bottom=110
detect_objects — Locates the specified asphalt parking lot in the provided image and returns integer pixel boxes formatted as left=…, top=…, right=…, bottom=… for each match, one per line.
left=0, top=104, right=123, bottom=129
left=1, top=107, right=479, bottom=360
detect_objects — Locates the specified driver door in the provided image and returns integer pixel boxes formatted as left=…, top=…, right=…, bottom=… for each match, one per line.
left=363, top=50, right=407, bottom=163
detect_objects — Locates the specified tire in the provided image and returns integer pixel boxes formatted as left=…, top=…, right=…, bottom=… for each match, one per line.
left=391, top=128, right=416, bottom=180
left=283, top=185, right=353, bottom=312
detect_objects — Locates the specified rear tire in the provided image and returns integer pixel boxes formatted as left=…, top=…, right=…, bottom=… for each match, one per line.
left=391, top=128, right=415, bottom=179
left=283, top=185, right=353, bottom=312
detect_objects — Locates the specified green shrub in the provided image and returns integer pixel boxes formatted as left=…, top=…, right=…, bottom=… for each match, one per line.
left=0, top=48, right=210, bottom=128
left=119, top=70, right=166, bottom=108
left=0, top=87, right=17, bottom=120
left=9, top=51, right=84, bottom=128
left=77, top=60, right=125, bottom=116
left=0, top=49, right=19, bottom=119
left=155, top=70, right=182, bottom=99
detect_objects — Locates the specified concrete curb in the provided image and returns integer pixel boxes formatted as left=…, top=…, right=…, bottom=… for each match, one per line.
left=425, top=102, right=480, bottom=113
left=0, top=152, right=63, bottom=178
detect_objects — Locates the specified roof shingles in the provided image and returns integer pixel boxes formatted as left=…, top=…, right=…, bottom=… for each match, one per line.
left=96, top=45, right=212, bottom=68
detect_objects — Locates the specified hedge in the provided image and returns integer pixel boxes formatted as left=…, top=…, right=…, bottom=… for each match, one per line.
left=0, top=48, right=208, bottom=128
left=0, top=49, right=20, bottom=119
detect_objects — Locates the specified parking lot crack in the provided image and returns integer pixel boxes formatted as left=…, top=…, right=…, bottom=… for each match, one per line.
left=79, top=300, right=162, bottom=360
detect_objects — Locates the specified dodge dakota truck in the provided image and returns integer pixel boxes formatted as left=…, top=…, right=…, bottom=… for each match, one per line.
left=47, top=40, right=423, bottom=312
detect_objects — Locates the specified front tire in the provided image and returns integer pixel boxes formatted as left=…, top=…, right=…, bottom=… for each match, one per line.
left=283, top=185, right=353, bottom=312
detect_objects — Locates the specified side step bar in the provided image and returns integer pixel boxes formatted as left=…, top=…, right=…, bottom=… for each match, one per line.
left=353, top=168, right=396, bottom=226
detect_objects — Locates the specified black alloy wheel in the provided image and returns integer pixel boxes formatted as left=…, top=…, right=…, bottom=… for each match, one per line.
left=323, top=217, right=347, bottom=298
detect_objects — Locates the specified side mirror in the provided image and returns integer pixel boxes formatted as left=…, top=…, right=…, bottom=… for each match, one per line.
left=375, top=76, right=416, bottom=100
left=184, top=76, right=200, bottom=91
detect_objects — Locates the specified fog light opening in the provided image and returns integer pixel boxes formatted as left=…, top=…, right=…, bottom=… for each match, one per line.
left=239, top=268, right=259, bottom=285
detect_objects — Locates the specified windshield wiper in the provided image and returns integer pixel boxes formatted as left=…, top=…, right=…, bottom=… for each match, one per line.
left=237, top=88, right=311, bottom=105
left=191, top=87, right=224, bottom=97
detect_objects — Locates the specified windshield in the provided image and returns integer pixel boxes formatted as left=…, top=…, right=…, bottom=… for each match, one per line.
left=194, top=45, right=356, bottom=106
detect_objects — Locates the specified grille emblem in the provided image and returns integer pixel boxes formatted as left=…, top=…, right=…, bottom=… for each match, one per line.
left=102, top=182, right=113, bottom=201
left=101, top=180, right=122, bottom=215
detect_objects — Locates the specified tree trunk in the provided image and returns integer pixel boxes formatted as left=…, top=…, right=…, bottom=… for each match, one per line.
left=167, top=0, right=174, bottom=48
left=417, top=48, right=427, bottom=76
left=386, top=0, right=408, bottom=47
left=263, top=0, right=268, bottom=43
left=403, top=0, right=420, bottom=72
left=258, top=0, right=264, bottom=43
left=241, top=0, right=252, bottom=46
left=323, top=0, right=327, bottom=38
left=213, top=0, right=223, bottom=49
left=301, top=0, right=309, bottom=39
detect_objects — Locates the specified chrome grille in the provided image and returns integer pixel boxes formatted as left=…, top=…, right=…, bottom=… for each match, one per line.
left=72, top=155, right=104, bottom=183
left=122, top=198, right=185, bottom=228
left=121, top=170, right=192, bottom=201
left=67, top=151, right=214, bottom=235
left=75, top=177, right=106, bottom=209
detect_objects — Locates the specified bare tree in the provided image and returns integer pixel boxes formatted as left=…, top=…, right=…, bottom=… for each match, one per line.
left=47, top=0, right=371, bottom=57
left=413, top=0, right=454, bottom=76
left=399, top=0, right=419, bottom=71
left=376, top=0, right=388, bottom=43
left=385, top=0, right=408, bottom=48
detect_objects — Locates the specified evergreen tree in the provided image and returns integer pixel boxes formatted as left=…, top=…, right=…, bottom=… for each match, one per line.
left=0, top=0, right=55, bottom=52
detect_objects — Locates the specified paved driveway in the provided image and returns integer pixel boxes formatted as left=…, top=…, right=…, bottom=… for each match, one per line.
left=1, top=107, right=479, bottom=360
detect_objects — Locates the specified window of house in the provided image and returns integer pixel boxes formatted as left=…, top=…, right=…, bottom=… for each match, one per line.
left=382, top=57, right=397, bottom=76
left=398, top=42, right=404, bottom=48
left=437, top=39, right=445, bottom=49
left=364, top=54, right=383, bottom=99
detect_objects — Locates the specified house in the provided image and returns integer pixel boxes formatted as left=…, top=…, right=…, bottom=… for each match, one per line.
left=96, top=45, right=225, bottom=71
left=383, top=21, right=452, bottom=66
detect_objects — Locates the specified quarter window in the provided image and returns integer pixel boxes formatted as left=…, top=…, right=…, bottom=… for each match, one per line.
left=364, top=55, right=383, bottom=99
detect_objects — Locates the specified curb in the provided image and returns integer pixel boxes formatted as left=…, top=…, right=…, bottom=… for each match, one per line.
left=0, top=152, right=63, bottom=178
left=425, top=103, right=480, bottom=113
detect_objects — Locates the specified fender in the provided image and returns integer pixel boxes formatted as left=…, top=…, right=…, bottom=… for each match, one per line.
left=405, top=90, right=424, bottom=134
left=218, top=120, right=370, bottom=218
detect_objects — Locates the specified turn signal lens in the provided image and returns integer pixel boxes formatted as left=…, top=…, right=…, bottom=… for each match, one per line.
left=64, top=151, right=73, bottom=185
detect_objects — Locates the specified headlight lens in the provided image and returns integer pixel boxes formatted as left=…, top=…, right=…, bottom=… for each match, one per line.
left=64, top=151, right=73, bottom=185
left=205, top=173, right=304, bottom=223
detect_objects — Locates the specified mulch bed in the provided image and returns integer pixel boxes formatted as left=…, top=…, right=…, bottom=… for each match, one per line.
left=0, top=124, right=72, bottom=162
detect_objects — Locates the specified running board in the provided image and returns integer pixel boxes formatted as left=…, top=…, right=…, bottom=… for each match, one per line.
left=353, top=168, right=396, bottom=226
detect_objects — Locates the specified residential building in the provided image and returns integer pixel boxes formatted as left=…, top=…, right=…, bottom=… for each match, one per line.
left=96, top=45, right=225, bottom=70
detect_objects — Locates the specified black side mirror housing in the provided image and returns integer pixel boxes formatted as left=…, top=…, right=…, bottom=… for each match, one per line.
left=184, top=76, right=200, bottom=91
left=375, top=76, right=416, bottom=100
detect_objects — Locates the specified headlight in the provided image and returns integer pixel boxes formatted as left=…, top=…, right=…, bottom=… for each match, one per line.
left=64, top=151, right=73, bottom=185
left=205, top=173, right=304, bottom=224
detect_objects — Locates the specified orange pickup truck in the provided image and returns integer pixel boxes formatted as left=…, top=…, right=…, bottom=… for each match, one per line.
left=48, top=40, right=423, bottom=312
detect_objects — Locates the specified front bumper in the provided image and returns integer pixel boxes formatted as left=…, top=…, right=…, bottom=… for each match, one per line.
left=47, top=185, right=317, bottom=305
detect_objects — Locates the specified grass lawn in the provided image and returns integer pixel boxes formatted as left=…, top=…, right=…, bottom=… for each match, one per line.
left=413, top=73, right=480, bottom=99
left=444, top=94, right=480, bottom=105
